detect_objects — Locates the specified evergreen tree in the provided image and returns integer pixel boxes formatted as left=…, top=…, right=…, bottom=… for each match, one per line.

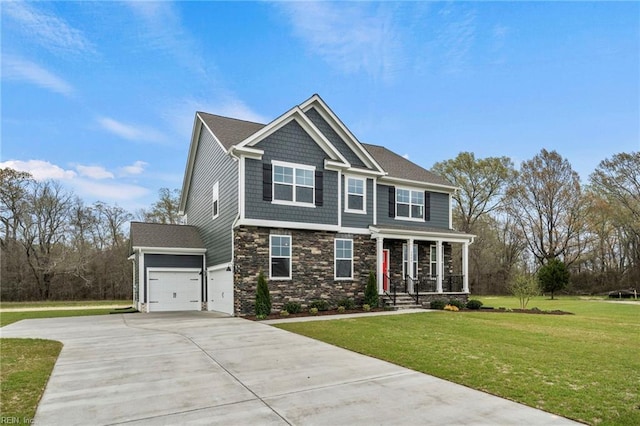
left=364, top=271, right=379, bottom=307
left=255, top=271, right=271, bottom=316
left=538, top=258, right=570, bottom=299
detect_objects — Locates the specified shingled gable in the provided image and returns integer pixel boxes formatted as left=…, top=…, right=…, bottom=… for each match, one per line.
left=362, top=143, right=456, bottom=189
left=129, top=222, right=205, bottom=251
left=197, top=112, right=265, bottom=151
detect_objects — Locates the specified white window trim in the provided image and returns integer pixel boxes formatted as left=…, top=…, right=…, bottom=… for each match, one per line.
left=344, top=176, right=366, bottom=214
left=334, top=238, right=354, bottom=280
left=270, top=234, right=292, bottom=280
left=429, top=244, right=442, bottom=278
left=212, top=181, right=219, bottom=220
left=272, top=160, right=316, bottom=207
left=395, top=187, right=425, bottom=222
left=402, top=243, right=419, bottom=279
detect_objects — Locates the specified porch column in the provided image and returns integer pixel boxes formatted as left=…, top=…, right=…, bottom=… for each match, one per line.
left=407, top=238, right=414, bottom=293
left=462, top=241, right=470, bottom=293
left=376, top=237, right=384, bottom=294
left=436, top=240, right=443, bottom=293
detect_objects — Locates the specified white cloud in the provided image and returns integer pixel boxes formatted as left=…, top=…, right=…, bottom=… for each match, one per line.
left=276, top=2, right=402, bottom=81
left=97, top=117, right=166, bottom=143
left=402, top=154, right=410, bottom=160
left=2, top=1, right=95, bottom=56
left=76, top=165, right=114, bottom=180
left=0, top=159, right=76, bottom=180
left=2, top=55, right=74, bottom=96
left=71, top=180, right=150, bottom=201
left=125, top=1, right=205, bottom=76
left=119, top=161, right=148, bottom=176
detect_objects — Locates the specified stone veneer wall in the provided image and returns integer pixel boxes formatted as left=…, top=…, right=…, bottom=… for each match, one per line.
left=233, top=226, right=376, bottom=315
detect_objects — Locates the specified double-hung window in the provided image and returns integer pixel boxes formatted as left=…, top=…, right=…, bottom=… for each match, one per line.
left=403, top=243, right=418, bottom=279
left=396, top=188, right=424, bottom=220
left=430, top=245, right=438, bottom=278
left=334, top=239, right=353, bottom=279
left=345, top=177, right=365, bottom=213
left=270, top=235, right=291, bottom=279
left=273, top=161, right=315, bottom=206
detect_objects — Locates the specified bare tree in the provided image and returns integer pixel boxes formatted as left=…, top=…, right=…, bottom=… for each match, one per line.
left=506, top=149, right=585, bottom=266
left=140, top=188, right=182, bottom=224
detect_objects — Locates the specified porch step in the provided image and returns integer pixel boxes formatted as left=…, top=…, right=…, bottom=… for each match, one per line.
left=382, top=294, right=423, bottom=310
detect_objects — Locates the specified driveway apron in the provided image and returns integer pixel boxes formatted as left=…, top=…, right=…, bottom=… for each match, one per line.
left=1, top=312, right=581, bottom=425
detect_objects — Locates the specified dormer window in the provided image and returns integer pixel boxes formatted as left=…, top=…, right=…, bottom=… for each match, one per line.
left=345, top=176, right=366, bottom=213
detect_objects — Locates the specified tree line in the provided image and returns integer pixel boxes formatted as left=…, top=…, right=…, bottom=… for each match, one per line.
left=1, top=149, right=638, bottom=301
left=0, top=168, right=180, bottom=301
left=432, top=149, right=639, bottom=295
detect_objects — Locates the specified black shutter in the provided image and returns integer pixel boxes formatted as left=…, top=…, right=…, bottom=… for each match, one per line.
left=388, top=186, right=396, bottom=217
left=425, top=191, right=431, bottom=222
left=315, top=171, right=323, bottom=206
left=262, top=163, right=272, bottom=201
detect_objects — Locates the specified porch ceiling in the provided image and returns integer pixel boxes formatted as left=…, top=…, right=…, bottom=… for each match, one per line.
left=369, top=225, right=475, bottom=244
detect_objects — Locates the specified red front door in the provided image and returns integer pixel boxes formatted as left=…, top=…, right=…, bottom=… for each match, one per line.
left=382, top=249, right=390, bottom=291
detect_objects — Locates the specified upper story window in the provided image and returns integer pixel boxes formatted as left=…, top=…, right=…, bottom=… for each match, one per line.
left=345, top=177, right=366, bottom=213
left=272, top=161, right=315, bottom=206
left=212, top=181, right=219, bottom=219
left=396, top=188, right=424, bottom=220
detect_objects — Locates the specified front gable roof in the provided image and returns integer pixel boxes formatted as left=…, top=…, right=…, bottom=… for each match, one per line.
left=198, top=112, right=265, bottom=151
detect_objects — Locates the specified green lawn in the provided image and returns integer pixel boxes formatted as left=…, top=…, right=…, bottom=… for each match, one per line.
left=0, top=339, right=62, bottom=423
left=0, top=309, right=118, bottom=327
left=0, top=300, right=131, bottom=309
left=275, top=297, right=640, bottom=426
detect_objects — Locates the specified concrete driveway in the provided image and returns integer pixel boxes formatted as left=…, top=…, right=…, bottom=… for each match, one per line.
left=1, top=312, right=580, bottom=425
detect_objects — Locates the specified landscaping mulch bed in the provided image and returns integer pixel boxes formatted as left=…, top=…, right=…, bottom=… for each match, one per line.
left=469, top=307, right=574, bottom=315
left=245, top=308, right=387, bottom=321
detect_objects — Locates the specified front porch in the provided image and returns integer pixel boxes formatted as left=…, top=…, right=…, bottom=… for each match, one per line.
left=369, top=225, right=475, bottom=308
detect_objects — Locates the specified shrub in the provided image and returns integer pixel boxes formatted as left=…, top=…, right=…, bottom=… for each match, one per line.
left=309, top=307, right=319, bottom=316
left=256, top=314, right=267, bottom=320
left=364, top=271, right=379, bottom=308
left=448, top=299, right=466, bottom=310
left=362, top=304, right=371, bottom=312
left=429, top=299, right=447, bottom=310
left=255, top=271, right=271, bottom=316
left=509, top=273, right=540, bottom=309
left=336, top=297, right=355, bottom=310
left=444, top=304, right=459, bottom=311
left=279, top=310, right=289, bottom=317
left=466, top=299, right=483, bottom=310
left=337, top=306, right=346, bottom=313
left=309, top=299, right=330, bottom=311
left=283, top=301, right=302, bottom=314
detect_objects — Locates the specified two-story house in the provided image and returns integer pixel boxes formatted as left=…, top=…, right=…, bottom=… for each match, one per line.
left=129, top=94, right=474, bottom=314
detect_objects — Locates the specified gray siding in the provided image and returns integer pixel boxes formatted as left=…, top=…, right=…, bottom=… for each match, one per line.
left=341, top=177, right=374, bottom=228
left=184, top=125, right=238, bottom=267
left=305, top=107, right=366, bottom=168
left=142, top=254, right=205, bottom=302
left=245, top=120, right=339, bottom=225
left=376, top=184, right=450, bottom=229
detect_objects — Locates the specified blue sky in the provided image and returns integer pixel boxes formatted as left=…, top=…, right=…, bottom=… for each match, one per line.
left=2, top=1, right=638, bottom=212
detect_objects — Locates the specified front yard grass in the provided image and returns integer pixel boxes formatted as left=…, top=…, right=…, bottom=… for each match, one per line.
left=0, top=339, right=62, bottom=423
left=275, top=297, right=639, bottom=425
left=0, top=309, right=117, bottom=327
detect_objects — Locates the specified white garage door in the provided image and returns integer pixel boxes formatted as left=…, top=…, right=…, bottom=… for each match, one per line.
left=148, top=269, right=201, bottom=312
left=207, top=268, right=234, bottom=315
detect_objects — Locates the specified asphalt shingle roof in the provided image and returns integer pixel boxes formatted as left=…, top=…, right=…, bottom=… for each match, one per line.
left=197, top=112, right=265, bottom=150
left=196, top=110, right=452, bottom=187
left=361, top=143, right=453, bottom=187
left=130, top=222, right=205, bottom=250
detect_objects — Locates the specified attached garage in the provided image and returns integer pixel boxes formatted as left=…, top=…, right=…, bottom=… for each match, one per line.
left=207, top=267, right=234, bottom=315
left=148, top=269, right=202, bottom=312
left=129, top=222, right=206, bottom=313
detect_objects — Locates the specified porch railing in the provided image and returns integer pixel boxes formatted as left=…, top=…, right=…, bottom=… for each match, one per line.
left=443, top=275, right=464, bottom=292
left=383, top=274, right=396, bottom=306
